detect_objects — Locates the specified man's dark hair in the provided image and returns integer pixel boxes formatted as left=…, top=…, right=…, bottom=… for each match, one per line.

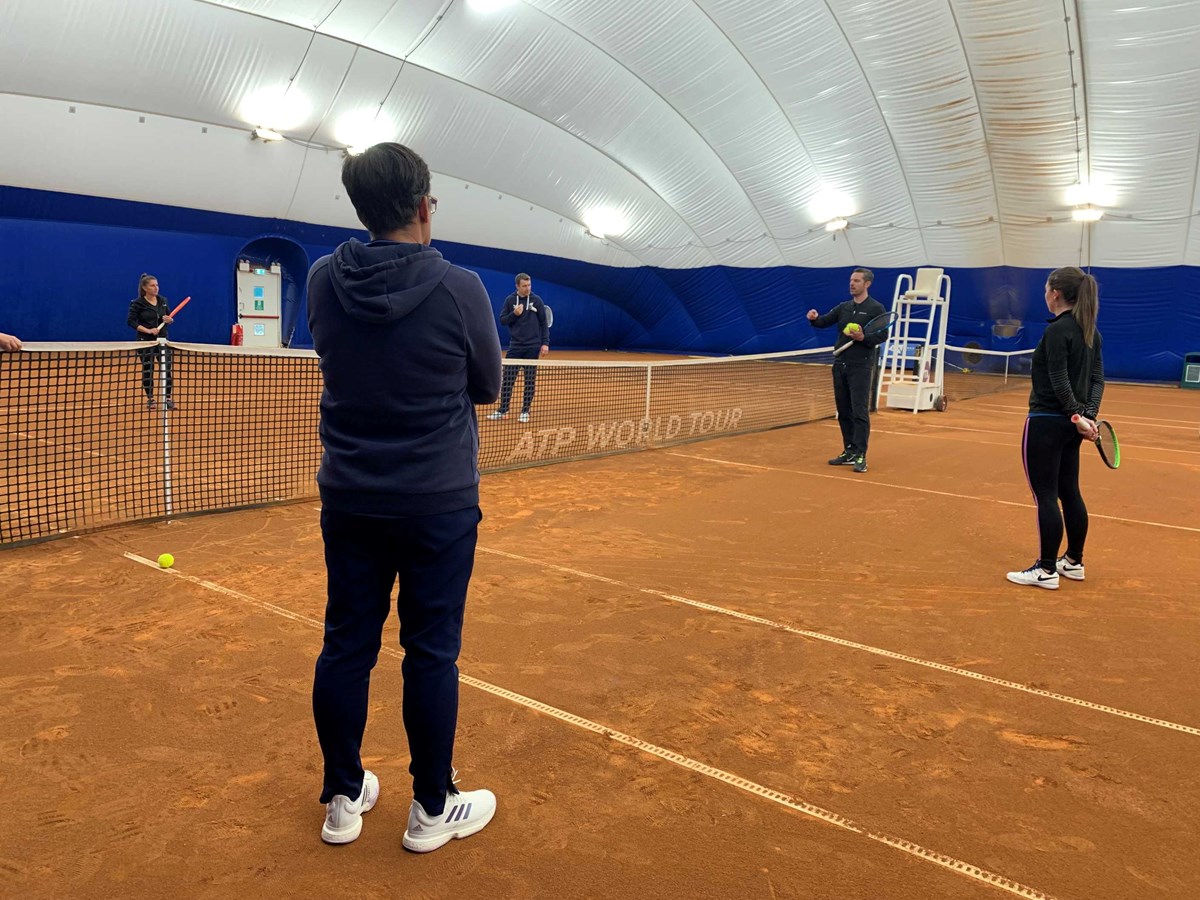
left=341, top=143, right=431, bottom=236
left=515, top=273, right=531, bottom=285
left=853, top=267, right=874, bottom=285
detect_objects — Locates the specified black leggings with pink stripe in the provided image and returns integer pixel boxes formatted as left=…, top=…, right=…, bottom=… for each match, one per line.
left=1021, top=414, right=1088, bottom=570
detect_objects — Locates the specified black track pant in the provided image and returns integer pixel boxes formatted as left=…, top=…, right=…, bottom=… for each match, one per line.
left=1021, top=414, right=1088, bottom=570
left=833, top=361, right=872, bottom=455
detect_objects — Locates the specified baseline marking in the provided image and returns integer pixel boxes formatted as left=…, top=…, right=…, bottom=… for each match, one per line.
left=669, top=452, right=1200, bottom=534
left=122, top=552, right=1057, bottom=900
left=853, top=425, right=1200, bottom=467
left=478, top=548, right=1199, bottom=738
left=969, top=403, right=1199, bottom=430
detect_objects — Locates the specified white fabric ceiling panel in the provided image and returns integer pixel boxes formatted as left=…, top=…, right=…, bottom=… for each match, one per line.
left=2, top=0, right=1198, bottom=270
left=0, top=95, right=315, bottom=219
left=1082, top=0, right=1200, bottom=266
left=519, top=0, right=823, bottom=251
left=827, top=0, right=998, bottom=265
left=406, top=0, right=782, bottom=265
left=1088, top=220, right=1188, bottom=271
left=700, top=0, right=924, bottom=262
left=1000, top=223, right=1090, bottom=273
left=950, top=0, right=1084, bottom=266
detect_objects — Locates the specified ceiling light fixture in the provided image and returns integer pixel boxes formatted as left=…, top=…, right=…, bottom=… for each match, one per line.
left=825, top=217, right=848, bottom=232
left=583, top=208, right=628, bottom=240
left=808, top=186, right=855, bottom=225
left=1071, top=206, right=1104, bottom=222
left=239, top=87, right=311, bottom=132
left=252, top=127, right=284, bottom=142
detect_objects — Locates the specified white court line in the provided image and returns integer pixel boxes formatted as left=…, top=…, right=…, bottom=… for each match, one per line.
left=669, top=452, right=1200, bottom=534
left=1078, top=400, right=1200, bottom=412
left=967, top=403, right=1199, bottom=430
left=845, top=425, right=1200, bottom=467
left=122, top=552, right=1056, bottom=900
left=7, top=429, right=117, bottom=462
left=479, top=548, right=1200, bottom=738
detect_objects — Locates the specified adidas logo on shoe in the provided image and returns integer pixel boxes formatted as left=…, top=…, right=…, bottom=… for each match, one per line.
left=321, top=771, right=380, bottom=844
left=402, top=786, right=497, bottom=853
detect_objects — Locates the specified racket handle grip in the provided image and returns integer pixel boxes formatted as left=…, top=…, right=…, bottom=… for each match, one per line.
left=1070, top=414, right=1081, bottom=423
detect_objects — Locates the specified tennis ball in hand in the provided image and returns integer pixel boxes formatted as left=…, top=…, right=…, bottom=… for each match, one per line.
left=843, top=323, right=862, bottom=336
left=157, top=553, right=175, bottom=569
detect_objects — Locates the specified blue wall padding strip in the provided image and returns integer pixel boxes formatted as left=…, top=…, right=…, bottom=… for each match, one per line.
left=2, top=186, right=1195, bottom=380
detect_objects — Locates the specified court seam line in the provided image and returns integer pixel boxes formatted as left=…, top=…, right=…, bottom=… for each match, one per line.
left=965, top=403, right=1199, bottom=430
left=121, top=553, right=1057, bottom=900
left=8, top=429, right=118, bottom=462
left=968, top=399, right=1200, bottom=421
left=477, top=548, right=1200, bottom=738
left=885, top=420, right=1200, bottom=456
left=668, top=452, right=1200, bottom=534
left=876, top=417, right=1200, bottom=453
left=850, top=425, right=1200, bottom=467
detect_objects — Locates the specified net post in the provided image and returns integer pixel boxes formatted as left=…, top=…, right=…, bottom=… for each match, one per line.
left=159, top=340, right=174, bottom=517
left=644, top=364, right=654, bottom=435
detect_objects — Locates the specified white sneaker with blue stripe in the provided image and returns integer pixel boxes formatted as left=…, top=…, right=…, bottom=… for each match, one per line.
left=402, top=783, right=497, bottom=853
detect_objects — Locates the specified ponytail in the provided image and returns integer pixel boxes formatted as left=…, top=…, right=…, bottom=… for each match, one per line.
left=1073, top=275, right=1098, bottom=348
left=1047, top=266, right=1099, bottom=347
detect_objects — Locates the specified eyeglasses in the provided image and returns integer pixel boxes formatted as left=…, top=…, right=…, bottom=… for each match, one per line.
left=428, top=195, right=438, bottom=215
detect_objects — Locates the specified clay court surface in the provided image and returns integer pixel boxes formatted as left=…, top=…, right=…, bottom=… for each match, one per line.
left=2, top=382, right=1199, bottom=899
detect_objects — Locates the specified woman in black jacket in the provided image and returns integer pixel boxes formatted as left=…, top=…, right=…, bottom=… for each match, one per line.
left=126, top=273, right=175, bottom=410
left=1007, top=266, right=1104, bottom=590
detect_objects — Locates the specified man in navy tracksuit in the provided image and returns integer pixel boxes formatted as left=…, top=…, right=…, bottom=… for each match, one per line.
left=807, top=267, right=888, bottom=473
left=487, top=273, right=549, bottom=424
left=307, top=143, right=502, bottom=853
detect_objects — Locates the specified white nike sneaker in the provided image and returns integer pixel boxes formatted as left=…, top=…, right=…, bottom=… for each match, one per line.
left=518, top=412, right=530, bottom=423
left=320, top=771, right=379, bottom=844
left=1056, top=556, right=1085, bottom=581
left=1006, top=563, right=1059, bottom=590
left=402, top=786, right=497, bottom=853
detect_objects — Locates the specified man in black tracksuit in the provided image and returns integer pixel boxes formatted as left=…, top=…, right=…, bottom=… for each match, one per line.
left=488, top=273, right=549, bottom=424
left=807, top=267, right=887, bottom=473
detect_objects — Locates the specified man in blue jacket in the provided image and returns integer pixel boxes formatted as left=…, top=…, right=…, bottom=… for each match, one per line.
left=487, top=273, right=549, bottom=424
left=307, top=142, right=502, bottom=852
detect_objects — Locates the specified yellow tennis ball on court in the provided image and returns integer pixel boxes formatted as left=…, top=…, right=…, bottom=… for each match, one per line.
left=157, top=553, right=175, bottom=569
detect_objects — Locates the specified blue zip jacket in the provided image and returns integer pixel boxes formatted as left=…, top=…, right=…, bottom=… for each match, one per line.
left=499, top=292, right=550, bottom=349
left=307, top=239, right=502, bottom=516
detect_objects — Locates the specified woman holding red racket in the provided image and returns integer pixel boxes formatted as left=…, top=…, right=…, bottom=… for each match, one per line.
left=126, top=273, right=182, bottom=410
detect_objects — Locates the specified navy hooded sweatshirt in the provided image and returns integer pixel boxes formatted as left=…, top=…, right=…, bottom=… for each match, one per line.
left=307, top=239, right=502, bottom=517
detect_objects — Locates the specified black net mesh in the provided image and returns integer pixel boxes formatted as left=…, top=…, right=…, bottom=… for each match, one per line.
left=1, top=343, right=837, bottom=546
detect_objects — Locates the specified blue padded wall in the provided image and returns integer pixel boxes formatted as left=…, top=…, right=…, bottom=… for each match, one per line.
left=2, top=187, right=1196, bottom=381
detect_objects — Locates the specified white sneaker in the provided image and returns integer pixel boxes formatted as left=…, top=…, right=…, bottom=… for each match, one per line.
left=487, top=411, right=507, bottom=421
left=1006, top=563, right=1059, bottom=590
left=320, top=771, right=379, bottom=844
left=402, top=786, right=497, bottom=853
left=518, top=412, right=530, bottom=423
left=1056, top=556, right=1085, bottom=581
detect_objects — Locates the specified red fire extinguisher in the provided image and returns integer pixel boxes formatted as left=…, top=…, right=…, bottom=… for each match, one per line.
left=231, top=323, right=244, bottom=346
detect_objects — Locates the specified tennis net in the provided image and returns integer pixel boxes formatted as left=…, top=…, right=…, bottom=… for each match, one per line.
left=1, top=342, right=837, bottom=546
left=941, top=344, right=1034, bottom=403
